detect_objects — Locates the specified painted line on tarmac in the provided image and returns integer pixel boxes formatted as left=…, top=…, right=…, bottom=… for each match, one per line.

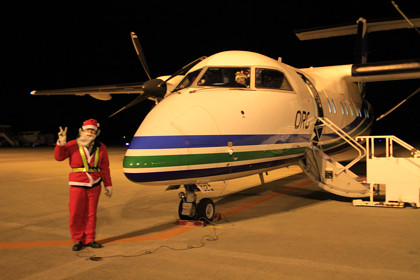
left=0, top=240, right=74, bottom=249
left=0, top=226, right=201, bottom=249
left=0, top=179, right=311, bottom=249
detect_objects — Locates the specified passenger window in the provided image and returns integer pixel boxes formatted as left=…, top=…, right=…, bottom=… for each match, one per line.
left=364, top=108, right=369, bottom=118
left=349, top=103, right=354, bottom=116
left=255, top=69, right=293, bottom=91
left=327, top=99, right=332, bottom=113
left=331, top=99, right=337, bottom=114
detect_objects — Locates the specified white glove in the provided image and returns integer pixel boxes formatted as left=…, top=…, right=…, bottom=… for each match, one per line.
left=104, top=186, right=113, bottom=198
left=58, top=126, right=67, bottom=145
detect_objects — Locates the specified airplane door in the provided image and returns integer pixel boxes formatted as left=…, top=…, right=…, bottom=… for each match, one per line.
left=298, top=73, right=324, bottom=144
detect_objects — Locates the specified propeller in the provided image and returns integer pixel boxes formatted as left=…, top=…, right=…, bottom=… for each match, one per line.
left=108, top=32, right=164, bottom=117
left=131, top=32, right=167, bottom=101
left=109, top=32, right=206, bottom=117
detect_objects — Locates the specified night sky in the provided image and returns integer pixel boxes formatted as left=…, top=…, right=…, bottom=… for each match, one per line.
left=2, top=0, right=420, bottom=145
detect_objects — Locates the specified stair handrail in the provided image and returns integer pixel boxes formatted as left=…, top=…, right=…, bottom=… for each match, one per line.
left=316, top=117, right=366, bottom=175
left=356, top=135, right=420, bottom=159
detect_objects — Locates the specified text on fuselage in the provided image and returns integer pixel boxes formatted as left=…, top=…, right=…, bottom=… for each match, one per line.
left=294, top=110, right=310, bottom=129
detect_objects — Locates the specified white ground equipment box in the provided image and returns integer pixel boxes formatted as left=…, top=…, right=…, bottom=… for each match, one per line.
left=353, top=136, right=420, bottom=208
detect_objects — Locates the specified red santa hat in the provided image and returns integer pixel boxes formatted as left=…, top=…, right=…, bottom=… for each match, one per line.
left=235, top=70, right=249, bottom=81
left=82, top=119, right=100, bottom=131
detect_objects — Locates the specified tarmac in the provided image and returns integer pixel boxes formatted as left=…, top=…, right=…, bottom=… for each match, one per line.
left=1, top=146, right=420, bottom=279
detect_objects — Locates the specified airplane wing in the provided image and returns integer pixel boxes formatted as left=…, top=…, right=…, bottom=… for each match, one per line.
left=30, top=82, right=144, bottom=101
left=295, top=18, right=420, bottom=41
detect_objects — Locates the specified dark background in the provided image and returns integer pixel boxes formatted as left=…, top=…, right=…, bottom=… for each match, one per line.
left=2, top=0, right=420, bottom=145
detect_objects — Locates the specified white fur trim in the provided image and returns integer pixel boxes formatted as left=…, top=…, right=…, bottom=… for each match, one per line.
left=69, top=176, right=101, bottom=187
left=82, top=125, right=98, bottom=131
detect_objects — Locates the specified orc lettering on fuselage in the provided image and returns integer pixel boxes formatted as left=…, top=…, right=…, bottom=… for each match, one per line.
left=294, top=110, right=310, bottom=129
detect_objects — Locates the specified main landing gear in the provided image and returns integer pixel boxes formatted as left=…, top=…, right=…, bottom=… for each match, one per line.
left=177, top=184, right=215, bottom=222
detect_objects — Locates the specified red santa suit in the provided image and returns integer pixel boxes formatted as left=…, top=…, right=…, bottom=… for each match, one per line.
left=55, top=131, right=112, bottom=245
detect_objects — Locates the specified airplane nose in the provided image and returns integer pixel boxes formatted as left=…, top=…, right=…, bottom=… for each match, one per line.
left=122, top=95, right=222, bottom=184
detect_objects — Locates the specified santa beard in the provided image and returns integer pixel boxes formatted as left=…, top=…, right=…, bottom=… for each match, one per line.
left=77, top=130, right=97, bottom=149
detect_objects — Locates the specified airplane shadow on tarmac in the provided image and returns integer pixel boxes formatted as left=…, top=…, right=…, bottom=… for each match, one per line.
left=98, top=173, right=353, bottom=244
left=99, top=222, right=178, bottom=244
left=214, top=173, right=353, bottom=224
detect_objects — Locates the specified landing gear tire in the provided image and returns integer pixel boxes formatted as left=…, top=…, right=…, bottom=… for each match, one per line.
left=196, top=198, right=215, bottom=222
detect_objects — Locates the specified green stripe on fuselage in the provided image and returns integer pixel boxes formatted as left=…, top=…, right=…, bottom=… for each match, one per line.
left=123, top=147, right=307, bottom=169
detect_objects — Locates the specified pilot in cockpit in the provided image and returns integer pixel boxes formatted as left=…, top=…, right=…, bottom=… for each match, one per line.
left=235, top=70, right=250, bottom=87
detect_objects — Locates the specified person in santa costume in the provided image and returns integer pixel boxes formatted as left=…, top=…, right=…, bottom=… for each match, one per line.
left=55, top=119, right=112, bottom=251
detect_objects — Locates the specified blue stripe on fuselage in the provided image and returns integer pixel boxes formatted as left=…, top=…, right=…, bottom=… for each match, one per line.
left=129, top=134, right=312, bottom=149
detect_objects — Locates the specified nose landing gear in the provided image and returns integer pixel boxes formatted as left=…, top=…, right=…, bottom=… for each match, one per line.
left=178, top=184, right=215, bottom=221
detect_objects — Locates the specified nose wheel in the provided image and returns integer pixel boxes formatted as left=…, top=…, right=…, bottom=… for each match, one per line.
left=196, top=198, right=215, bottom=221
left=178, top=185, right=215, bottom=221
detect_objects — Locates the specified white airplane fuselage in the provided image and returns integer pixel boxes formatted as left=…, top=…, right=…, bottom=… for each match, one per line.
left=123, top=51, right=373, bottom=185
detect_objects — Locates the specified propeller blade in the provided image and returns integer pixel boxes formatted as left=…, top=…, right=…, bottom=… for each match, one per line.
left=108, top=95, right=148, bottom=118
left=131, top=32, right=152, bottom=80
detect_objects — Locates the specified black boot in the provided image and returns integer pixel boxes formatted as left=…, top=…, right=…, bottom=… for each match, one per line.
left=85, top=241, right=103, bottom=248
left=72, top=241, right=84, bottom=251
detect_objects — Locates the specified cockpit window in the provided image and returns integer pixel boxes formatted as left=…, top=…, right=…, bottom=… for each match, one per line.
left=198, top=67, right=251, bottom=88
left=255, top=68, right=293, bottom=91
left=173, top=69, right=202, bottom=92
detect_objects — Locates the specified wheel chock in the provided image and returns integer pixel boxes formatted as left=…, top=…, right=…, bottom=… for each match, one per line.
left=175, top=220, right=206, bottom=227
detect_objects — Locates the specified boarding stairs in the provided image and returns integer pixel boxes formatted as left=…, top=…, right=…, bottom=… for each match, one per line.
left=298, top=117, right=370, bottom=198
left=299, top=118, right=420, bottom=207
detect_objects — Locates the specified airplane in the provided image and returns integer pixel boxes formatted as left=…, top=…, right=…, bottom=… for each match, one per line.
left=31, top=17, right=420, bottom=221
